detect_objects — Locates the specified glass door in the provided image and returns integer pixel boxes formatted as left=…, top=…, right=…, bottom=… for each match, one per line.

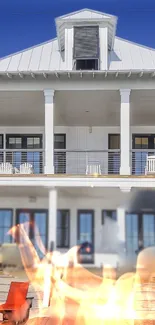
left=126, top=213, right=139, bottom=263
left=77, top=210, right=94, bottom=263
left=132, top=135, right=155, bottom=174
left=143, top=214, right=155, bottom=248
left=16, top=209, right=48, bottom=259
left=126, top=212, right=155, bottom=262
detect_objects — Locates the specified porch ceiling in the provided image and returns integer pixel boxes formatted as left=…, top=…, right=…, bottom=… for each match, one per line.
left=0, top=89, right=155, bottom=127
left=55, top=90, right=120, bottom=126
left=59, top=187, right=125, bottom=200
left=0, top=91, right=44, bottom=126
left=0, top=186, right=49, bottom=197
left=130, top=90, right=155, bottom=126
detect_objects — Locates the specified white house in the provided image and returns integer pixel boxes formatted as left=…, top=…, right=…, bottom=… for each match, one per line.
left=0, top=8, right=155, bottom=268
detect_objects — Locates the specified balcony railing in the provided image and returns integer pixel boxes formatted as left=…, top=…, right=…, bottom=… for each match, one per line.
left=54, top=149, right=120, bottom=175
left=0, top=149, right=44, bottom=174
left=131, top=150, right=155, bottom=175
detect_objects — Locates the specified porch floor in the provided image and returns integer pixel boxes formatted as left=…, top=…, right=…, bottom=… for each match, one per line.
left=0, top=174, right=154, bottom=178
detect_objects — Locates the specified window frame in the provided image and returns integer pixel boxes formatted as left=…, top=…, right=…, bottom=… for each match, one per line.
left=56, top=209, right=70, bottom=249
left=6, top=134, right=43, bottom=150
left=0, top=209, right=13, bottom=244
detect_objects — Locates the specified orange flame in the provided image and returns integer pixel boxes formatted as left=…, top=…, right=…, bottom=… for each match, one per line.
left=8, top=223, right=155, bottom=325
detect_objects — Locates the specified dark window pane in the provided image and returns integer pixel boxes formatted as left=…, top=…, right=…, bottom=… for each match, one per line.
left=109, top=135, right=120, bottom=150
left=57, top=210, right=69, bottom=248
left=54, top=134, right=65, bottom=149
left=0, top=135, right=3, bottom=149
left=103, top=210, right=117, bottom=221
left=18, top=212, right=30, bottom=224
left=34, top=213, right=46, bottom=235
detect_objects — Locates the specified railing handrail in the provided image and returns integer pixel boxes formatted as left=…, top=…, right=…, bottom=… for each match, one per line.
left=131, top=149, right=155, bottom=153
left=0, top=149, right=44, bottom=152
left=54, top=149, right=120, bottom=153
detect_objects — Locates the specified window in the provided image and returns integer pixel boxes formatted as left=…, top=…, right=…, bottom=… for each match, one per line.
left=16, top=209, right=48, bottom=258
left=57, top=210, right=70, bottom=248
left=0, top=210, right=12, bottom=244
left=54, top=134, right=66, bottom=150
left=6, top=135, right=43, bottom=174
left=109, top=134, right=120, bottom=150
left=6, top=135, right=42, bottom=149
left=0, top=135, right=4, bottom=149
left=102, top=210, right=117, bottom=224
left=74, top=26, right=99, bottom=71
left=76, top=59, right=98, bottom=70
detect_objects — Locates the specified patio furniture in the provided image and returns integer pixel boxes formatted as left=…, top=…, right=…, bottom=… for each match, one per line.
left=145, top=155, right=155, bottom=175
left=20, top=163, right=33, bottom=174
left=14, top=167, right=20, bottom=174
left=0, top=281, right=33, bottom=324
left=0, top=163, right=13, bottom=174
left=86, top=163, right=101, bottom=175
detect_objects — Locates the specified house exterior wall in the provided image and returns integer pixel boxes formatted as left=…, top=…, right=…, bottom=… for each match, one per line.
left=1, top=124, right=155, bottom=175
left=0, top=192, right=121, bottom=267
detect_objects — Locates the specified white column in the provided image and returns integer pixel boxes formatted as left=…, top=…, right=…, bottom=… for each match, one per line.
left=99, top=24, right=108, bottom=70
left=120, top=89, right=131, bottom=175
left=65, top=26, right=73, bottom=70
left=117, top=207, right=126, bottom=242
left=48, top=187, right=57, bottom=251
left=44, top=89, right=55, bottom=174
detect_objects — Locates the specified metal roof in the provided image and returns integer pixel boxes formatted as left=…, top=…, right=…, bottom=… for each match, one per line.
left=0, top=8, right=155, bottom=74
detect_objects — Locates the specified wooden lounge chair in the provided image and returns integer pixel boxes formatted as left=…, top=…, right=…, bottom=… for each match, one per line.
left=0, top=282, right=33, bottom=324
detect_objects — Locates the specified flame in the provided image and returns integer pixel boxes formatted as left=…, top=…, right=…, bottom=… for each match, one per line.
left=7, top=223, right=155, bottom=325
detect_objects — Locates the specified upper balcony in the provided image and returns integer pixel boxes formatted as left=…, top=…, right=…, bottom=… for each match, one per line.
left=0, top=89, right=154, bottom=176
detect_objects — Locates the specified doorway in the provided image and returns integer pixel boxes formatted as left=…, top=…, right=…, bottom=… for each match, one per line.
left=16, top=209, right=48, bottom=259
left=132, top=134, right=155, bottom=174
left=126, top=212, right=155, bottom=262
left=54, top=134, right=66, bottom=174
left=77, top=210, right=94, bottom=264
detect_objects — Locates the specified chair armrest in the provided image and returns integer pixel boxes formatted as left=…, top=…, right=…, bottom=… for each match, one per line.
left=26, top=297, right=34, bottom=308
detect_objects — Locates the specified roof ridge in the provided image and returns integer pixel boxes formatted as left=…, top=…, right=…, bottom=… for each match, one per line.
left=0, top=38, right=57, bottom=61
left=55, top=8, right=116, bottom=21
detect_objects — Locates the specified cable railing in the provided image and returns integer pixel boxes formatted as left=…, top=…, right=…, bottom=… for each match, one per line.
left=0, top=149, right=44, bottom=174
left=54, top=149, right=120, bottom=175
left=131, top=149, right=155, bottom=175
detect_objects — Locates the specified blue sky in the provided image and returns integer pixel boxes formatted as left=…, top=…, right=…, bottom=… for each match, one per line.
left=0, top=0, right=155, bottom=58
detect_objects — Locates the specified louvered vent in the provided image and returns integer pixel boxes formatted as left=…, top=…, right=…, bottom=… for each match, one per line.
left=73, top=26, right=99, bottom=59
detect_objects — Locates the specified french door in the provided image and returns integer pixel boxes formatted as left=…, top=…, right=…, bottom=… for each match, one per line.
left=126, top=212, right=155, bottom=262
left=16, top=209, right=48, bottom=259
left=77, top=210, right=94, bottom=264
left=132, top=134, right=155, bottom=174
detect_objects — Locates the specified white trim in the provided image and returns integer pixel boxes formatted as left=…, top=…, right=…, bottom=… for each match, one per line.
left=0, top=176, right=154, bottom=188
